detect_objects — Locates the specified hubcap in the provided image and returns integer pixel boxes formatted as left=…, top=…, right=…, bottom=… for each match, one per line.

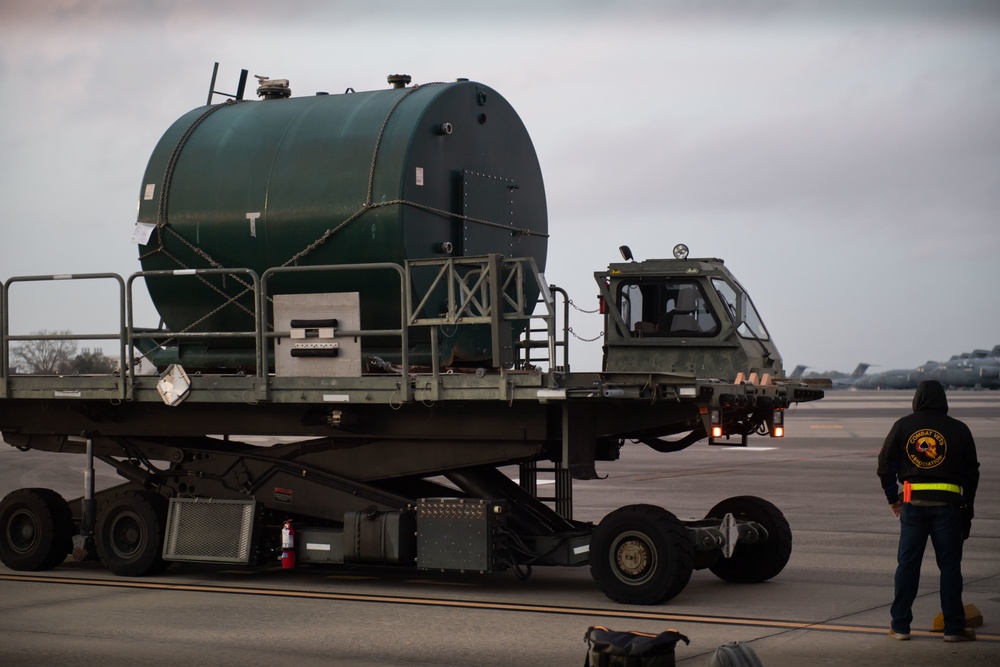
left=611, top=531, right=656, bottom=584
left=617, top=539, right=649, bottom=576
left=7, top=510, right=38, bottom=554
left=109, top=512, right=144, bottom=559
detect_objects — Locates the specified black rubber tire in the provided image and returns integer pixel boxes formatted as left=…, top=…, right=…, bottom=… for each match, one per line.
left=0, top=488, right=73, bottom=571
left=589, top=504, right=694, bottom=605
left=706, top=495, right=791, bottom=583
left=95, top=491, right=168, bottom=576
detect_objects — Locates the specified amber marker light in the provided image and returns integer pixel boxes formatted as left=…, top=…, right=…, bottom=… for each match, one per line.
left=710, top=408, right=723, bottom=438
left=771, top=409, right=785, bottom=438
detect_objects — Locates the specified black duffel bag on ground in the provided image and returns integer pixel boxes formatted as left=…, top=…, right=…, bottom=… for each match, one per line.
left=584, top=626, right=690, bottom=667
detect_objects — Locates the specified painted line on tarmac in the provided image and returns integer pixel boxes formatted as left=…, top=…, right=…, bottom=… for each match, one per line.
left=3, top=573, right=997, bottom=641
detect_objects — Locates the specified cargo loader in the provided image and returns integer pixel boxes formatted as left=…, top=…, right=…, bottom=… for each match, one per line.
left=0, top=69, right=822, bottom=604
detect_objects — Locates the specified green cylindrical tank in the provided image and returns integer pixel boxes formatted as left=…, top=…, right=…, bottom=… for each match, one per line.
left=136, top=77, right=547, bottom=369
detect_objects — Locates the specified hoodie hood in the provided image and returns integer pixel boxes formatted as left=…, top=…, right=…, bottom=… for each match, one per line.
left=913, top=380, right=949, bottom=414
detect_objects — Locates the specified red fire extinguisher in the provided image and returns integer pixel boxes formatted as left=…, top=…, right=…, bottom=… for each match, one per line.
left=281, top=519, right=295, bottom=569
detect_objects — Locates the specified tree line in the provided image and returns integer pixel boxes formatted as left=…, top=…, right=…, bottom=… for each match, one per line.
left=8, top=330, right=117, bottom=375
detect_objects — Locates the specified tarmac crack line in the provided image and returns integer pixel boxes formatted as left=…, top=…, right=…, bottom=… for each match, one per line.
left=713, top=569, right=1000, bottom=658
left=2, top=573, right=997, bottom=642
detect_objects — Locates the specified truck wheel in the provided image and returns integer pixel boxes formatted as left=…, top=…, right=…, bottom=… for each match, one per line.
left=0, top=488, right=73, bottom=571
left=706, top=496, right=791, bottom=583
left=589, top=504, right=694, bottom=605
left=96, top=491, right=168, bottom=576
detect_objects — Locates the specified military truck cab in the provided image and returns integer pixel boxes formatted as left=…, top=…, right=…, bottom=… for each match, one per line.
left=599, top=244, right=781, bottom=382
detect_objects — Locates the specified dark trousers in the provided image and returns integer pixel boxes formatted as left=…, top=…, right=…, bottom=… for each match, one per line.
left=892, top=503, right=965, bottom=635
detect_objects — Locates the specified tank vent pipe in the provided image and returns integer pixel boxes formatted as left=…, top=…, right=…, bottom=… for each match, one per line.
left=388, top=74, right=412, bottom=88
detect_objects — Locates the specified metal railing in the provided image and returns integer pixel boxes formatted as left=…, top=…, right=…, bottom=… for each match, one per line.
left=125, top=267, right=263, bottom=399
left=405, top=255, right=559, bottom=371
left=2, top=273, right=127, bottom=400
left=1, top=255, right=564, bottom=403
left=261, top=262, right=409, bottom=402
left=520, top=285, right=571, bottom=372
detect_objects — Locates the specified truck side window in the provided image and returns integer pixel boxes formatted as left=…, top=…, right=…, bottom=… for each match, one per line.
left=711, top=277, right=770, bottom=341
left=618, top=281, right=719, bottom=337
left=619, top=284, right=644, bottom=335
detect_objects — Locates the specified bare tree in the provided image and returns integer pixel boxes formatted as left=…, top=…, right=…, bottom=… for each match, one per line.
left=67, top=350, right=117, bottom=374
left=9, top=331, right=78, bottom=375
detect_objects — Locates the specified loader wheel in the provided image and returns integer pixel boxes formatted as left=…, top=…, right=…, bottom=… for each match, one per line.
left=706, top=496, right=791, bottom=584
left=0, top=488, right=73, bottom=571
left=96, top=491, right=168, bottom=576
left=589, top=504, right=694, bottom=605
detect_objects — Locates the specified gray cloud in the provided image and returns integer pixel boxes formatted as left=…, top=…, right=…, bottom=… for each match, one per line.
left=1, top=0, right=997, bottom=374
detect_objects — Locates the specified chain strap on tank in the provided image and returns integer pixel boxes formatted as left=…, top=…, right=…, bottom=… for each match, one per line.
left=285, top=81, right=547, bottom=267
left=155, top=99, right=241, bottom=232
left=365, top=83, right=434, bottom=207
left=282, top=83, right=443, bottom=268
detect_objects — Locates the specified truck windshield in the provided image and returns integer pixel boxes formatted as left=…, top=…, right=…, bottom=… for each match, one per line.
left=618, top=280, right=720, bottom=337
left=711, top=278, right=770, bottom=341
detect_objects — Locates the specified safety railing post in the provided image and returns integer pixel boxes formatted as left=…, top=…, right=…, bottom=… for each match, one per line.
left=4, top=273, right=127, bottom=398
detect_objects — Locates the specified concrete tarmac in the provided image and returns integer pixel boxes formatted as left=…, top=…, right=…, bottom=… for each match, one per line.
left=0, top=390, right=997, bottom=666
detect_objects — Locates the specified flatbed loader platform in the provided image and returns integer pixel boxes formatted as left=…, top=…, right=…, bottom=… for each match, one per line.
left=1, top=251, right=822, bottom=604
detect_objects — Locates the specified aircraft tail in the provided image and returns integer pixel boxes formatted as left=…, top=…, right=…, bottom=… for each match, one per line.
left=850, top=363, right=870, bottom=379
left=789, top=365, right=807, bottom=379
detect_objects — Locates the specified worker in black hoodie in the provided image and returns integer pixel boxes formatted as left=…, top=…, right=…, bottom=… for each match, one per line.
left=877, top=380, right=980, bottom=642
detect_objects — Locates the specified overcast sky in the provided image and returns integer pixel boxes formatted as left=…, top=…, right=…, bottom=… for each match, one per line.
left=1, top=0, right=998, bottom=375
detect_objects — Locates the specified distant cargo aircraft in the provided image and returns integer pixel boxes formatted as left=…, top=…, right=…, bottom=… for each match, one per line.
left=851, top=360, right=936, bottom=390
left=928, top=352, right=1000, bottom=389
left=853, top=345, right=999, bottom=390
left=788, top=365, right=808, bottom=379
left=829, top=363, right=871, bottom=389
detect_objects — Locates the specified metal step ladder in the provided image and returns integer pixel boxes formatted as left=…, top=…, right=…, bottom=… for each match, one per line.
left=518, top=460, right=573, bottom=520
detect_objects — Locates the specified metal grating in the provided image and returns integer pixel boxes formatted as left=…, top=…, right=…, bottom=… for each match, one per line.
left=416, top=498, right=500, bottom=572
left=163, top=498, right=256, bottom=564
